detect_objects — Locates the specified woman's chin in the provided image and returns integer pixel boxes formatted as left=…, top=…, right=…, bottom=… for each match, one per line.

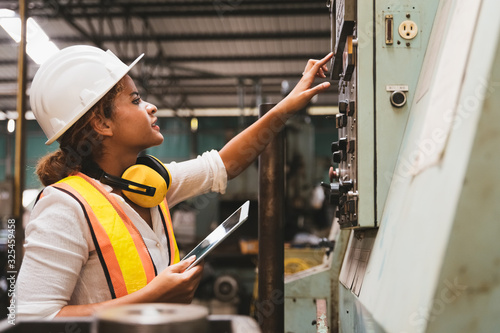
left=152, top=135, right=164, bottom=147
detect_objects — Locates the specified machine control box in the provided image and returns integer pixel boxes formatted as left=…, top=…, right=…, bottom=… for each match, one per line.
left=326, top=0, right=437, bottom=229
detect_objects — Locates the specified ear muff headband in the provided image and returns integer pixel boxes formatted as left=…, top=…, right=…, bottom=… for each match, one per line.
left=87, top=155, right=171, bottom=208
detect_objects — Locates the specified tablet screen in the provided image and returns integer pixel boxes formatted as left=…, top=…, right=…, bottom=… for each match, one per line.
left=182, top=200, right=250, bottom=270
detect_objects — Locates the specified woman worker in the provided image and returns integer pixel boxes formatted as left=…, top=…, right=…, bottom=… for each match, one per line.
left=16, top=45, right=332, bottom=318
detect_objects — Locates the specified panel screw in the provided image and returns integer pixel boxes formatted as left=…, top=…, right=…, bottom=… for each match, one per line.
left=406, top=42, right=411, bottom=47
left=406, top=13, right=411, bottom=18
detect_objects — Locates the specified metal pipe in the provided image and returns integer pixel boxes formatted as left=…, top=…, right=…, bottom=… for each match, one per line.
left=258, top=103, right=284, bottom=333
left=13, top=0, right=27, bottom=270
left=237, top=79, right=245, bottom=131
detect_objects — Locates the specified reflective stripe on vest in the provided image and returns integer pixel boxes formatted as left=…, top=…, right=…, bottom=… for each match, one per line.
left=50, top=172, right=179, bottom=298
left=159, top=201, right=180, bottom=264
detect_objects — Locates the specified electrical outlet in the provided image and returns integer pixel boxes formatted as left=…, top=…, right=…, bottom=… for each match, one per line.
left=399, top=20, right=418, bottom=40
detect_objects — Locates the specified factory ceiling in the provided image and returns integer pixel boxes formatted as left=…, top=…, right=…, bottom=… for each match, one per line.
left=0, top=0, right=336, bottom=117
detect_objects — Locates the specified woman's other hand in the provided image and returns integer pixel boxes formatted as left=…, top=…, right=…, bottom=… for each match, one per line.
left=145, top=256, right=204, bottom=304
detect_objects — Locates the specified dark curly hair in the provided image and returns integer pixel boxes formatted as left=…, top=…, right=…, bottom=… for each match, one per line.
left=36, top=80, right=124, bottom=186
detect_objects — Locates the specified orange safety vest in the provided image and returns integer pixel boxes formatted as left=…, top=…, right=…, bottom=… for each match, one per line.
left=47, top=172, right=179, bottom=298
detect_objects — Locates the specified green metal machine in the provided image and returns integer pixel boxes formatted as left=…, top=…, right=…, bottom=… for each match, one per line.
left=285, top=0, right=500, bottom=332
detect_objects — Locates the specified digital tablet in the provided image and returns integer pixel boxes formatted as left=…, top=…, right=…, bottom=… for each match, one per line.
left=182, top=200, right=250, bottom=270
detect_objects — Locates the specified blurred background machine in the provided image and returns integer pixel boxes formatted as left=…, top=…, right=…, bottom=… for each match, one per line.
left=285, top=0, right=500, bottom=332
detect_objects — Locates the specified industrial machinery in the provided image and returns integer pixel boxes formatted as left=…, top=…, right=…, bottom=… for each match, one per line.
left=0, top=304, right=261, bottom=333
left=286, top=0, right=500, bottom=332
left=2, top=0, right=500, bottom=331
left=329, top=0, right=438, bottom=229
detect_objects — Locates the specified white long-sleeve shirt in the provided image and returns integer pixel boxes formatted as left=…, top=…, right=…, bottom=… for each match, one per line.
left=16, top=150, right=227, bottom=319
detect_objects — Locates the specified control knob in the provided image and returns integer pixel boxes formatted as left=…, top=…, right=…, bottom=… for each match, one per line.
left=321, top=182, right=340, bottom=206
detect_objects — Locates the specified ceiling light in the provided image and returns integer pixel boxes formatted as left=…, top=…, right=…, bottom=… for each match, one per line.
left=0, top=10, right=59, bottom=65
left=7, top=119, right=15, bottom=133
left=190, top=117, right=199, bottom=132
left=0, top=9, right=15, bottom=18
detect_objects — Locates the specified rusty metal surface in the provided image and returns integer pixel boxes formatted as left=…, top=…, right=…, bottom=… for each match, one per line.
left=316, top=299, right=329, bottom=333
left=257, top=103, right=285, bottom=333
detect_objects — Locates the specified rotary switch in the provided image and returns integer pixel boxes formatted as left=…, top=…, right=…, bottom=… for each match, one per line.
left=321, top=182, right=340, bottom=206
left=332, top=137, right=348, bottom=163
left=338, top=100, right=349, bottom=114
left=331, top=137, right=347, bottom=151
left=336, top=114, right=347, bottom=128
left=348, top=100, right=356, bottom=116
left=347, top=139, right=355, bottom=153
left=339, top=179, right=353, bottom=194
left=332, top=151, right=345, bottom=163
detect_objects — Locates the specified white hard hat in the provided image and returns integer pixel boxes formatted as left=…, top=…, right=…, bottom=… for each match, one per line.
left=30, top=45, right=144, bottom=145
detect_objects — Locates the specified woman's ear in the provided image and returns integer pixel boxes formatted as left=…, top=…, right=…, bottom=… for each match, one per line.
left=91, top=114, right=113, bottom=137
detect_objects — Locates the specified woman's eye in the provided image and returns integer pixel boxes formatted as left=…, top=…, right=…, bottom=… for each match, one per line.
left=132, top=98, right=141, bottom=105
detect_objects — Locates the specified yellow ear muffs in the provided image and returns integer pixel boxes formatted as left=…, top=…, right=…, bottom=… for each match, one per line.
left=121, top=155, right=172, bottom=208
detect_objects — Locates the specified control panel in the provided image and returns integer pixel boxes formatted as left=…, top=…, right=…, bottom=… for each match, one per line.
left=328, top=0, right=360, bottom=229
left=326, top=0, right=439, bottom=229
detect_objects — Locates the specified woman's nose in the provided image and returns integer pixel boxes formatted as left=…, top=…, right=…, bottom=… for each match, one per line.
left=147, top=103, right=157, bottom=114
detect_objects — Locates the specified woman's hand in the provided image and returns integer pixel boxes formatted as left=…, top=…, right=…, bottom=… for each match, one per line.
left=219, top=52, right=333, bottom=179
left=145, top=256, right=204, bottom=304
left=279, top=52, right=333, bottom=114
left=55, top=257, right=204, bottom=317
left=303, top=56, right=330, bottom=78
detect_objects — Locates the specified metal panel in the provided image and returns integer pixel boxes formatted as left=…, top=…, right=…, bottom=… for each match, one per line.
left=339, top=229, right=376, bottom=296
left=329, top=0, right=439, bottom=229
left=285, top=229, right=351, bottom=333
left=285, top=297, right=323, bottom=333
left=357, top=0, right=500, bottom=332
left=339, top=283, right=385, bottom=333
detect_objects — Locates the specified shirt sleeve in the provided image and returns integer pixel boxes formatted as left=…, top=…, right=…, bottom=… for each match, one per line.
left=16, top=187, right=91, bottom=319
left=165, top=150, right=228, bottom=207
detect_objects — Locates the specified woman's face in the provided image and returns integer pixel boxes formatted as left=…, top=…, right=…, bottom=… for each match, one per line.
left=108, top=75, right=164, bottom=152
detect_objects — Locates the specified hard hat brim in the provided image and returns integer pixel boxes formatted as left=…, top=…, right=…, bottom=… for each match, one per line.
left=44, top=53, right=145, bottom=145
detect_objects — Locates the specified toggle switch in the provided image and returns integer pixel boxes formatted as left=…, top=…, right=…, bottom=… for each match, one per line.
left=336, top=114, right=348, bottom=128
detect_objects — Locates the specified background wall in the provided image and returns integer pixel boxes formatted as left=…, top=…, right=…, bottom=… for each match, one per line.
left=0, top=114, right=336, bottom=191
